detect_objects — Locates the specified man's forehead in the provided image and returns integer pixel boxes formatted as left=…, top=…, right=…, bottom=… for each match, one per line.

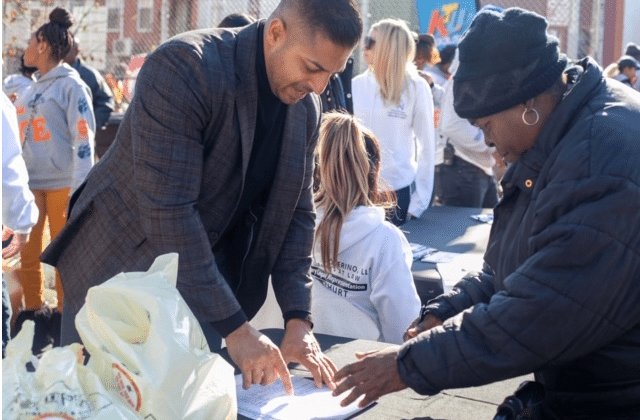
left=302, top=32, right=353, bottom=72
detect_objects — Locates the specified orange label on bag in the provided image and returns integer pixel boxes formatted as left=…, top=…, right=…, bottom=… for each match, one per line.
left=112, top=363, right=142, bottom=412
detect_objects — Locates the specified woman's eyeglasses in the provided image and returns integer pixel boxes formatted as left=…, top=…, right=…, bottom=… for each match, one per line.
left=364, top=36, right=376, bottom=50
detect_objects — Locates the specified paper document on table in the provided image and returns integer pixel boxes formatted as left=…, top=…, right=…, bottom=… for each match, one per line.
left=470, top=213, right=493, bottom=224
left=437, top=253, right=485, bottom=293
left=409, top=243, right=438, bottom=261
left=236, top=374, right=370, bottom=420
left=420, top=250, right=460, bottom=263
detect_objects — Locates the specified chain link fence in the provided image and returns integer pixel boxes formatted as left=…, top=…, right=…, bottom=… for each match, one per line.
left=3, top=0, right=603, bottom=112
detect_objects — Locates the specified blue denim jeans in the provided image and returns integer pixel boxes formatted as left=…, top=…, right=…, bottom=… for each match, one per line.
left=389, top=185, right=412, bottom=226
left=435, top=158, right=499, bottom=208
left=2, top=275, right=12, bottom=358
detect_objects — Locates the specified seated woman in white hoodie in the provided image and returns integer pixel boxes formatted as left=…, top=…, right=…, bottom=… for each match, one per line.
left=311, top=113, right=421, bottom=345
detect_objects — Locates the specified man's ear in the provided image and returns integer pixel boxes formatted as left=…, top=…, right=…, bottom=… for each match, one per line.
left=266, top=18, right=287, bottom=47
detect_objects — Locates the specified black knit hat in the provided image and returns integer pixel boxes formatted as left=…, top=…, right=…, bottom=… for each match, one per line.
left=453, top=8, right=568, bottom=119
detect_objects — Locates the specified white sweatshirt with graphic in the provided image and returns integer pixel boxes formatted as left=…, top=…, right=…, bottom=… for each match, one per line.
left=311, top=206, right=421, bottom=344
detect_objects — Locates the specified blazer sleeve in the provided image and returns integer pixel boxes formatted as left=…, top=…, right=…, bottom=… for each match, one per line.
left=127, top=41, right=245, bottom=330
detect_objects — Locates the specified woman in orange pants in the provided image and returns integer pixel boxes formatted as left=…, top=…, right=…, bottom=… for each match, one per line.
left=16, top=7, right=95, bottom=317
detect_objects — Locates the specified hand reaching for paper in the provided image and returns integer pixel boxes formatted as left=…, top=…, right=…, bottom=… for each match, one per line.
left=332, top=346, right=407, bottom=408
left=280, top=318, right=338, bottom=390
left=225, top=322, right=294, bottom=395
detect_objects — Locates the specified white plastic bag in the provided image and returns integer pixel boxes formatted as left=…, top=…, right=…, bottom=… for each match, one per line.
left=75, top=253, right=236, bottom=420
left=2, top=320, right=140, bottom=419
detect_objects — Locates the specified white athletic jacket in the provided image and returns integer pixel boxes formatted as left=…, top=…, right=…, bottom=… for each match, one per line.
left=352, top=70, right=436, bottom=217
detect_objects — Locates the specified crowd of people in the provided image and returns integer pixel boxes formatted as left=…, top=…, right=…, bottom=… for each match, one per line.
left=2, top=1, right=640, bottom=419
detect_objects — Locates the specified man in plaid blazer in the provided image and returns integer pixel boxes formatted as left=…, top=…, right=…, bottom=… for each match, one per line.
left=42, top=0, right=362, bottom=393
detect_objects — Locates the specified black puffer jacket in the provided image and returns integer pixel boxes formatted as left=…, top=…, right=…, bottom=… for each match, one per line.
left=398, top=58, right=640, bottom=419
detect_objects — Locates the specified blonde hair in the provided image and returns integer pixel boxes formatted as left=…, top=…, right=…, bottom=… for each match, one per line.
left=370, top=19, right=417, bottom=106
left=314, top=112, right=395, bottom=270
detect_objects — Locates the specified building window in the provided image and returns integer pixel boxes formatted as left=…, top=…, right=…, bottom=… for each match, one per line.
left=107, top=8, right=120, bottom=31
left=137, top=0, right=153, bottom=32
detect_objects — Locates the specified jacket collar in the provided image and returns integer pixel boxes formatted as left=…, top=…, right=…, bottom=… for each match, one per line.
left=235, top=21, right=261, bottom=176
left=502, top=58, right=604, bottom=192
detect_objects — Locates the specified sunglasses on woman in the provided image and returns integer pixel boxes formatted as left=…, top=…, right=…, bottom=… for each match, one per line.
left=364, top=36, right=376, bottom=49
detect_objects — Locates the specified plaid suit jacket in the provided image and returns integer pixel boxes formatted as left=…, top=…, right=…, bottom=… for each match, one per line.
left=41, top=22, right=321, bottom=342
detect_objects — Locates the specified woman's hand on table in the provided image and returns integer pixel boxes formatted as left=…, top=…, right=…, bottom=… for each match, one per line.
left=403, top=313, right=443, bottom=342
left=332, top=346, right=407, bottom=407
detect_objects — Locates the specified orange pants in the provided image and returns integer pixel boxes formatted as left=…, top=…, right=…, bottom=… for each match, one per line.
left=19, top=188, right=69, bottom=312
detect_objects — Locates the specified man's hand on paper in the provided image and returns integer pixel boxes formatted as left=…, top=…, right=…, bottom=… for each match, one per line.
left=332, top=346, right=407, bottom=408
left=280, top=318, right=338, bottom=390
left=403, top=313, right=443, bottom=342
left=225, top=322, right=294, bottom=395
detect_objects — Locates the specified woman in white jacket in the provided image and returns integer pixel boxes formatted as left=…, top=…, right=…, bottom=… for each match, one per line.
left=312, top=113, right=421, bottom=345
left=352, top=18, right=436, bottom=225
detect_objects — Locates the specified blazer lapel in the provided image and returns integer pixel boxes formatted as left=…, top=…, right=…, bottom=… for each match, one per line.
left=235, top=22, right=260, bottom=176
left=254, top=101, right=309, bottom=261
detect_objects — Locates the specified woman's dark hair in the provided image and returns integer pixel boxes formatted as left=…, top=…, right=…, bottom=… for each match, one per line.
left=19, top=54, right=37, bottom=77
left=35, top=7, right=74, bottom=61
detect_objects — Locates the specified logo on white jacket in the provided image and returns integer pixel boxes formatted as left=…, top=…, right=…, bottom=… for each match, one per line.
left=387, top=100, right=407, bottom=119
left=311, top=264, right=367, bottom=297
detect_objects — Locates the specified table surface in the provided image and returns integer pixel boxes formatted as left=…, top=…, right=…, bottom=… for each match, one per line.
left=223, top=328, right=532, bottom=420
left=403, top=206, right=493, bottom=302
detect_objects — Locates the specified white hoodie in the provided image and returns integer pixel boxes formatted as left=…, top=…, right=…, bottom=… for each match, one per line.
left=352, top=70, right=436, bottom=218
left=311, top=206, right=421, bottom=344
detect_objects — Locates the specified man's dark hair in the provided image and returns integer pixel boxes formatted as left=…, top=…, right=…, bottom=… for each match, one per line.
left=625, top=42, right=640, bottom=62
left=438, top=43, right=457, bottom=66
left=277, top=0, right=362, bottom=48
left=415, top=34, right=436, bottom=59
left=218, top=13, right=256, bottom=28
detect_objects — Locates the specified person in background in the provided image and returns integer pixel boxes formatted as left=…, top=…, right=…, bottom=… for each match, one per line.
left=424, top=43, right=456, bottom=87
left=2, top=92, right=39, bottom=357
left=311, top=113, right=421, bottom=345
left=2, top=54, right=37, bottom=103
left=413, top=33, right=440, bottom=72
left=413, top=33, right=445, bottom=127
left=603, top=55, right=640, bottom=90
left=352, top=18, right=436, bottom=226
left=14, top=7, right=95, bottom=325
left=434, top=48, right=499, bottom=208
left=41, top=0, right=361, bottom=395
left=332, top=8, right=640, bottom=419
left=218, top=12, right=256, bottom=28
left=64, top=37, right=115, bottom=130
left=625, top=42, right=640, bottom=91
